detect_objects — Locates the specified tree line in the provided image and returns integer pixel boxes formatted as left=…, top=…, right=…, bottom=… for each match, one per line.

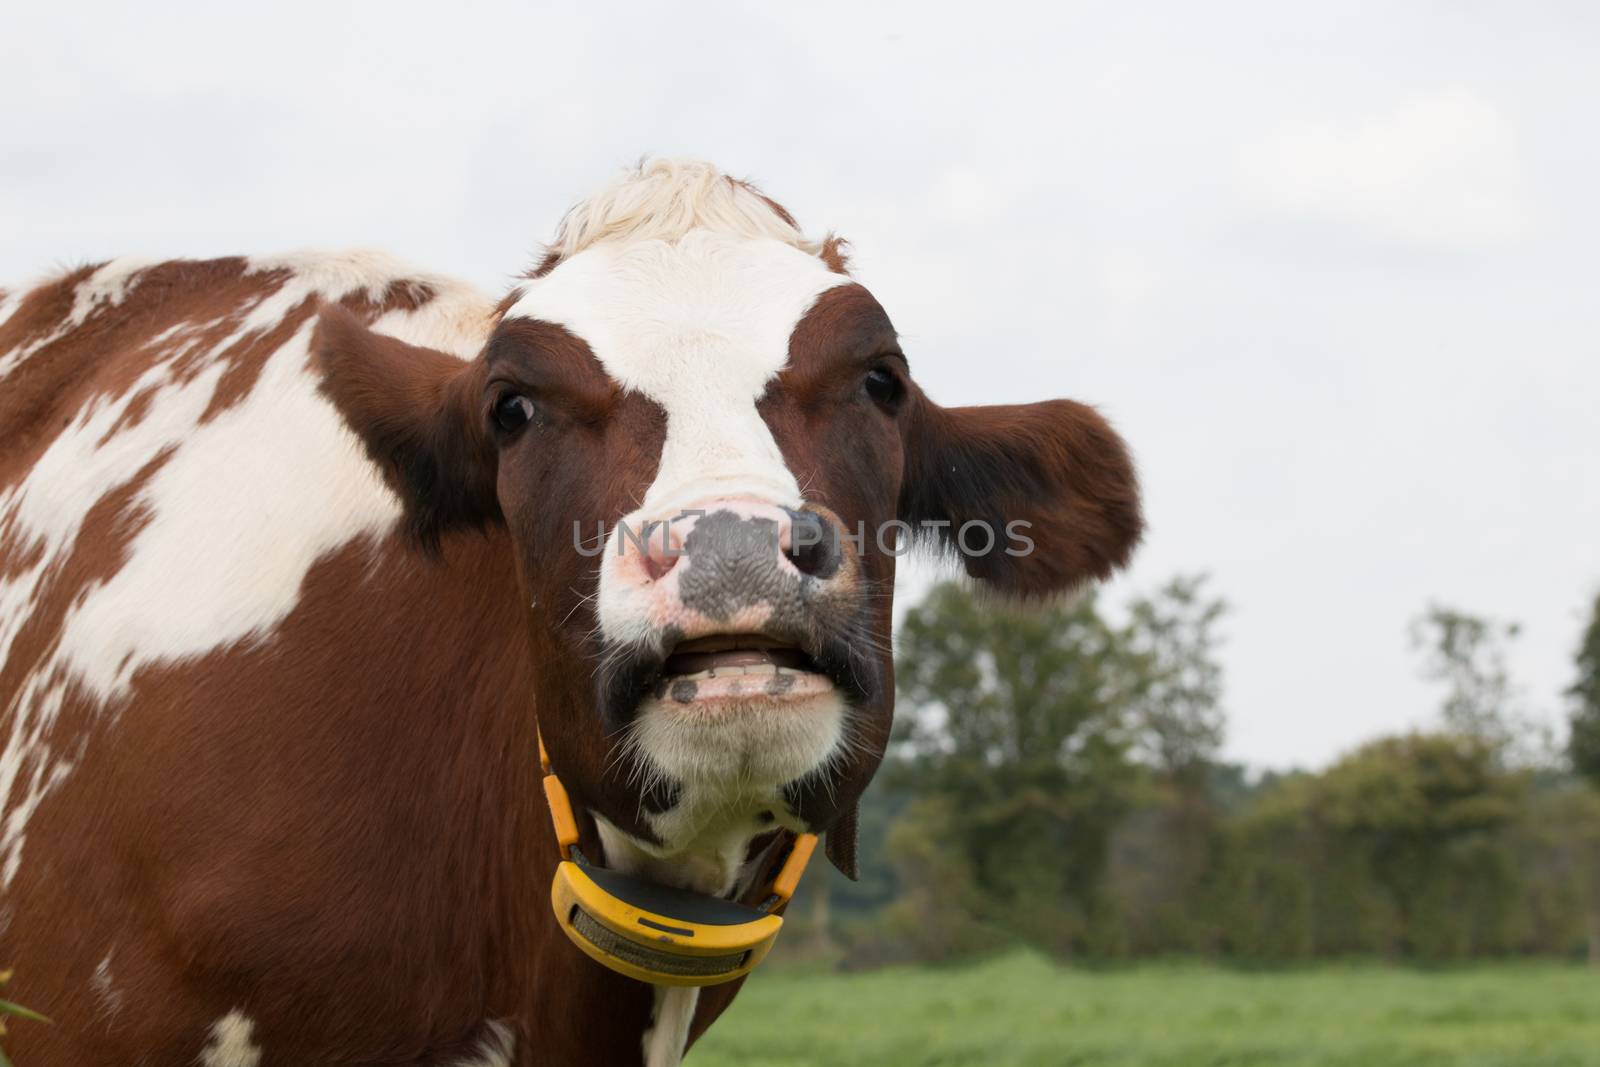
left=793, top=578, right=1600, bottom=965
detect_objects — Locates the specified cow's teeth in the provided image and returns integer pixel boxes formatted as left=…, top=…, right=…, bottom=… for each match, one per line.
left=659, top=663, right=819, bottom=686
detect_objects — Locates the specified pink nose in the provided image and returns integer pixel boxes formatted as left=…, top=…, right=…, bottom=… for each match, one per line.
left=640, top=521, right=683, bottom=581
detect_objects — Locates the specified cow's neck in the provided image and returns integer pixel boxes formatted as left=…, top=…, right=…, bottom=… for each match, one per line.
left=588, top=806, right=777, bottom=1067
left=264, top=527, right=673, bottom=1064
left=394, top=529, right=761, bottom=1066
left=341, top=528, right=766, bottom=1066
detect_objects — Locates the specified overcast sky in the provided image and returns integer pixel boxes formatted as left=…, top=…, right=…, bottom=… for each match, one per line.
left=4, top=1, right=1596, bottom=770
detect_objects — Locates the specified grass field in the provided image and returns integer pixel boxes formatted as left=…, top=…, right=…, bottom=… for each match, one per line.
left=690, top=952, right=1600, bottom=1066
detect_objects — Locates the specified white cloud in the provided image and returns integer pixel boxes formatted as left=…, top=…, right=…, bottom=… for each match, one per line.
left=1245, top=87, right=1536, bottom=249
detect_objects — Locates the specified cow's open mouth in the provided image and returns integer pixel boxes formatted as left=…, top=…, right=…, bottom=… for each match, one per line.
left=661, top=634, right=819, bottom=678
left=598, top=625, right=876, bottom=730
left=650, top=633, right=832, bottom=705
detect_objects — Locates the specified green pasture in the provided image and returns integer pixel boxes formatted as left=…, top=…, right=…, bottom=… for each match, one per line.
left=692, top=952, right=1600, bottom=1067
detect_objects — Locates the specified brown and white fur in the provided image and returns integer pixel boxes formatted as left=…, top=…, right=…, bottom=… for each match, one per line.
left=0, top=160, right=1141, bottom=1065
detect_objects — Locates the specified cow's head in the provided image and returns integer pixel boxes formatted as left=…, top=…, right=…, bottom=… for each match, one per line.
left=314, top=161, right=1141, bottom=892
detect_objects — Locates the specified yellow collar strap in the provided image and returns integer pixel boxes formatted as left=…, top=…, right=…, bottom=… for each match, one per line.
left=539, top=732, right=818, bottom=986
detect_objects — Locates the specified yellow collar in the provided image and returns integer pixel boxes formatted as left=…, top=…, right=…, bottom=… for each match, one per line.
left=539, top=732, right=817, bottom=986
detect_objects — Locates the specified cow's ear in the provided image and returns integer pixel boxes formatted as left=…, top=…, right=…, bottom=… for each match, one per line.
left=313, top=306, right=500, bottom=550
left=899, top=392, right=1142, bottom=598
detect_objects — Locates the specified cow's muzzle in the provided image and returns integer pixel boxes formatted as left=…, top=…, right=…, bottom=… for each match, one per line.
left=594, top=499, right=877, bottom=731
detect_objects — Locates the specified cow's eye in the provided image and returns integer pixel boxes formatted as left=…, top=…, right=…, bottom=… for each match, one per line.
left=492, top=393, right=538, bottom=435
left=862, top=366, right=904, bottom=412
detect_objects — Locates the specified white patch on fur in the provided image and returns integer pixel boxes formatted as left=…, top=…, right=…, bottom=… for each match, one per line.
left=597, top=813, right=746, bottom=897
left=243, top=250, right=490, bottom=360
left=69, top=258, right=163, bottom=327
left=447, top=1020, right=515, bottom=1067
left=0, top=274, right=82, bottom=382
left=52, top=324, right=399, bottom=700
left=543, top=158, right=825, bottom=269
left=594, top=798, right=799, bottom=957
left=641, top=984, right=699, bottom=1067
left=91, top=952, right=124, bottom=1022
left=0, top=288, right=24, bottom=334
left=0, top=253, right=494, bottom=888
left=0, top=678, right=70, bottom=887
left=198, top=1010, right=262, bottom=1067
left=1, top=258, right=168, bottom=381
left=0, top=257, right=194, bottom=381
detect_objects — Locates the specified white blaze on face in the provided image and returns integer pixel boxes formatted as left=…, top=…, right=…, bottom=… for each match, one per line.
left=506, top=232, right=851, bottom=519
left=508, top=232, right=850, bottom=666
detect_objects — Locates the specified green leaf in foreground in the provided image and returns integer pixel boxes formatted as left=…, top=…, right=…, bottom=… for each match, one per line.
left=0, top=999, right=50, bottom=1024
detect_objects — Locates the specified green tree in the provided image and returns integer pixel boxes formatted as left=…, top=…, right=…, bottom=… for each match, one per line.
left=1312, top=733, right=1526, bottom=958
left=1205, top=775, right=1324, bottom=959
left=1202, top=735, right=1527, bottom=961
left=1565, top=590, right=1600, bottom=963
left=1410, top=604, right=1536, bottom=759
left=1110, top=575, right=1229, bottom=952
left=1125, top=574, right=1227, bottom=787
left=891, top=582, right=1144, bottom=953
left=1517, top=784, right=1600, bottom=964
left=1568, top=592, right=1600, bottom=784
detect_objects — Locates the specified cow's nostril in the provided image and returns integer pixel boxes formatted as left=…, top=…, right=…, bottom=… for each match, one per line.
left=784, top=508, right=842, bottom=580
left=642, top=527, right=681, bottom=581
left=786, top=537, right=831, bottom=578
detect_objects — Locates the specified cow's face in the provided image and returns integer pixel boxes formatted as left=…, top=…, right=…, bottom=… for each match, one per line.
left=494, top=235, right=895, bottom=826
left=315, top=168, right=1141, bottom=887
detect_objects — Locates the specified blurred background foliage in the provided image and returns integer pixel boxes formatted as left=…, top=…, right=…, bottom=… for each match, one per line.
left=781, top=578, right=1600, bottom=967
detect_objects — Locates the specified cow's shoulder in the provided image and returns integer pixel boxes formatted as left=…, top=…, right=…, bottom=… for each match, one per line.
left=0, top=249, right=496, bottom=890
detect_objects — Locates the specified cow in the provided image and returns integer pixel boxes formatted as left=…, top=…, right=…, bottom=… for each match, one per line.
left=0, top=159, right=1141, bottom=1066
